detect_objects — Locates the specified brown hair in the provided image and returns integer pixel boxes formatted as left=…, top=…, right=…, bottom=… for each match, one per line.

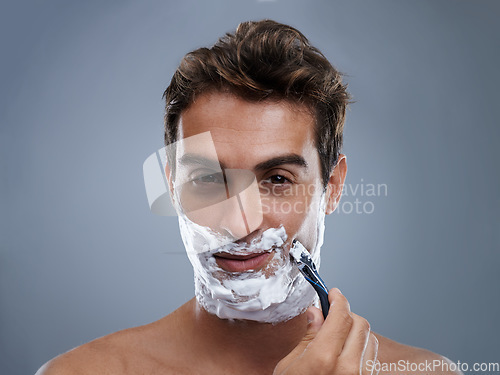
left=163, top=19, right=351, bottom=187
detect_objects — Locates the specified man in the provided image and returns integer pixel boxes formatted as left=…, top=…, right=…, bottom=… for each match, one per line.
left=37, top=20, right=461, bottom=375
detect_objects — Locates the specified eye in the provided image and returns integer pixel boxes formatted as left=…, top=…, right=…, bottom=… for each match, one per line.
left=190, top=171, right=225, bottom=186
left=266, top=174, right=291, bottom=185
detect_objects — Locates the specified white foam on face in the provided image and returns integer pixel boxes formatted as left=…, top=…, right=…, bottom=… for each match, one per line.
left=176, top=194, right=327, bottom=324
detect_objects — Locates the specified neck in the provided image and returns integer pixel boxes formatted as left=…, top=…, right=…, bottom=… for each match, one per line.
left=185, top=298, right=308, bottom=373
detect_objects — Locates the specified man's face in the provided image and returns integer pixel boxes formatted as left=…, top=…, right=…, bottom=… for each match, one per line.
left=175, top=91, right=327, bottom=263
left=167, top=90, right=346, bottom=322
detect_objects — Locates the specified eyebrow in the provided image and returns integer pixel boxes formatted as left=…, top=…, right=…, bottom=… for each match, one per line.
left=177, top=153, right=308, bottom=171
left=254, top=154, right=308, bottom=171
left=178, top=154, right=222, bottom=170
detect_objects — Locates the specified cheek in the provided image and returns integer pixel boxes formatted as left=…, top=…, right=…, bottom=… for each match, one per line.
left=262, top=190, right=323, bottom=249
left=293, top=208, right=320, bottom=251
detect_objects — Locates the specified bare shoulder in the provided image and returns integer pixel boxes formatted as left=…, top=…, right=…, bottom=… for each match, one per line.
left=34, top=326, right=147, bottom=375
left=34, top=336, right=123, bottom=374
left=374, top=332, right=463, bottom=375
left=35, top=312, right=188, bottom=375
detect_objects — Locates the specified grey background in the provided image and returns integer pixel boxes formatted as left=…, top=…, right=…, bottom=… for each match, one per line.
left=1, top=0, right=499, bottom=374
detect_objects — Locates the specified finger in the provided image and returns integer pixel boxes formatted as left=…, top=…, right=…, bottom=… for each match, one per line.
left=273, top=307, right=324, bottom=373
left=303, top=288, right=353, bottom=362
left=333, top=313, right=370, bottom=374
left=362, top=333, right=379, bottom=375
left=340, top=313, right=370, bottom=359
left=289, top=307, right=324, bottom=356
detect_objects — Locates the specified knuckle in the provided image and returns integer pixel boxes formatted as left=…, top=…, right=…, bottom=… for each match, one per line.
left=340, top=297, right=352, bottom=314
left=302, top=331, right=316, bottom=343
left=335, top=291, right=348, bottom=304
left=352, top=313, right=370, bottom=332
left=359, top=317, right=371, bottom=332
left=340, top=310, right=354, bottom=327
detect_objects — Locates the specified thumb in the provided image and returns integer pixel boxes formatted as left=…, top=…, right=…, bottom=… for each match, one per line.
left=298, top=307, right=324, bottom=348
left=274, top=307, right=324, bottom=374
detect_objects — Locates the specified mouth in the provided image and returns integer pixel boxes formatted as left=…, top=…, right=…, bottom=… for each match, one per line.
left=213, top=251, right=274, bottom=272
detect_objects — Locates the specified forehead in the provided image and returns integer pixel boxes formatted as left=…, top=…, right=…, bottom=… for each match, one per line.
left=177, top=91, right=318, bottom=169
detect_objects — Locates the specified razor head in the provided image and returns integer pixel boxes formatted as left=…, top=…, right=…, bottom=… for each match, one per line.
left=289, top=239, right=317, bottom=271
left=289, top=239, right=330, bottom=318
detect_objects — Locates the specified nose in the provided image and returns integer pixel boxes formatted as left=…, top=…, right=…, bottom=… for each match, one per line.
left=219, top=169, right=263, bottom=240
left=218, top=195, right=250, bottom=241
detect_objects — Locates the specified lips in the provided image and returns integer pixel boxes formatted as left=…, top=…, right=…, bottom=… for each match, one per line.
left=214, top=251, right=273, bottom=272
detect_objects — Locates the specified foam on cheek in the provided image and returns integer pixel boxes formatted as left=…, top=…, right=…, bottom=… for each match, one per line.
left=311, top=195, right=326, bottom=268
left=177, top=194, right=327, bottom=323
left=177, top=218, right=310, bottom=322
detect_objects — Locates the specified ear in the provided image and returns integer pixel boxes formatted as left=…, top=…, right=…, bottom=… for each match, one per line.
left=325, top=154, right=347, bottom=215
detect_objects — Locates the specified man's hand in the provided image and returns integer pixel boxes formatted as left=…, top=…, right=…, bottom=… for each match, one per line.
left=274, top=288, right=379, bottom=375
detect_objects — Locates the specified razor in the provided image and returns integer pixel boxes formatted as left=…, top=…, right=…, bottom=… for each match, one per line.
left=289, top=239, right=330, bottom=318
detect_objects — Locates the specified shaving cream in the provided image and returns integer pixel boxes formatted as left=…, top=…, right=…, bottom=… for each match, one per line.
left=176, top=195, right=327, bottom=324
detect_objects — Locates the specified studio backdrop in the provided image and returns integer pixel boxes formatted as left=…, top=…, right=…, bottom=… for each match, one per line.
left=1, top=1, right=499, bottom=374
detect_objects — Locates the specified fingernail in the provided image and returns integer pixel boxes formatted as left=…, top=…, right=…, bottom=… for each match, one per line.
left=335, top=288, right=343, bottom=295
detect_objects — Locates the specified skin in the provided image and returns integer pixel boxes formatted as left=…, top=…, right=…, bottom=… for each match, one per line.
left=37, top=91, right=462, bottom=375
